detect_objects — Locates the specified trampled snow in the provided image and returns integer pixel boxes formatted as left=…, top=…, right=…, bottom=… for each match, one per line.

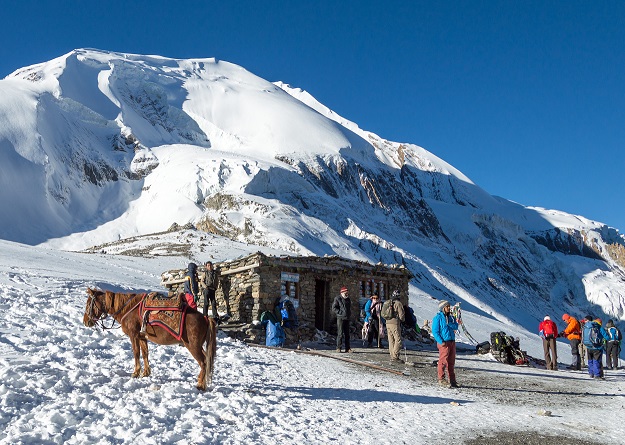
left=1, top=239, right=623, bottom=444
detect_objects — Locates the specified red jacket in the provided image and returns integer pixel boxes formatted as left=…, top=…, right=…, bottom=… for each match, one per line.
left=539, top=319, right=558, bottom=338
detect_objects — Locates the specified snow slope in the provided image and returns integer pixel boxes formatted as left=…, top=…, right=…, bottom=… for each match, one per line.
left=1, top=48, right=624, bottom=363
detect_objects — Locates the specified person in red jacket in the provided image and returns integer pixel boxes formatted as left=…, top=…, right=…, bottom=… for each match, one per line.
left=560, top=314, right=582, bottom=370
left=539, top=315, right=559, bottom=370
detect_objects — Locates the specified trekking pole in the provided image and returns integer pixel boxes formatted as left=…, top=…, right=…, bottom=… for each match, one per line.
left=377, top=311, right=382, bottom=348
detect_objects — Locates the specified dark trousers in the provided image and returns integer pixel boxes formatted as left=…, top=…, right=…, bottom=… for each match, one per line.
left=569, top=339, right=581, bottom=370
left=336, top=318, right=351, bottom=351
left=366, top=318, right=381, bottom=346
left=202, top=288, right=218, bottom=318
left=606, top=341, right=620, bottom=369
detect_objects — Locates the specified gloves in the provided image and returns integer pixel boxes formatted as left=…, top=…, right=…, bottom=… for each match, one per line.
left=559, top=331, right=565, bottom=338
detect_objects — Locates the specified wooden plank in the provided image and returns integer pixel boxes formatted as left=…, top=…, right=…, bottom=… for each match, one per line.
left=245, top=343, right=406, bottom=376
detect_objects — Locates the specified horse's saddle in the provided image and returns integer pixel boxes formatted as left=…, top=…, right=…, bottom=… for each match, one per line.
left=143, top=292, right=182, bottom=311
left=140, top=293, right=187, bottom=340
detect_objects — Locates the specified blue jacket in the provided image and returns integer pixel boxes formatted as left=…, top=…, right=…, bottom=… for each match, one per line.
left=432, top=310, right=458, bottom=344
left=364, top=299, right=373, bottom=322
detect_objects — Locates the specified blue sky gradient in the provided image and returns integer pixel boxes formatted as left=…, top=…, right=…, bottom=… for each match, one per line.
left=2, top=0, right=624, bottom=230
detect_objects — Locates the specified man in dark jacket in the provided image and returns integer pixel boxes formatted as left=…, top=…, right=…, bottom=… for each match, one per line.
left=332, top=286, right=352, bottom=353
left=200, top=261, right=220, bottom=319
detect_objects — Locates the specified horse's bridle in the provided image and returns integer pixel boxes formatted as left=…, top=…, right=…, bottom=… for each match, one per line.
left=86, top=293, right=118, bottom=330
left=86, top=291, right=145, bottom=330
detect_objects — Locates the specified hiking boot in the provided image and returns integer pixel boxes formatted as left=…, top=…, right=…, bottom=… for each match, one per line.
left=390, top=358, right=402, bottom=363
left=346, top=349, right=353, bottom=353
left=438, top=379, right=451, bottom=388
left=450, top=381, right=460, bottom=388
left=335, top=348, right=341, bottom=353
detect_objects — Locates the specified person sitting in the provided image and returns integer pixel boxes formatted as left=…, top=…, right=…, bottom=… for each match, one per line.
left=183, top=262, right=199, bottom=310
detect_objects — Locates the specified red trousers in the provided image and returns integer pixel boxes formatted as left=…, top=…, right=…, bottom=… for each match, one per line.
left=437, top=341, right=457, bottom=383
left=184, top=293, right=197, bottom=310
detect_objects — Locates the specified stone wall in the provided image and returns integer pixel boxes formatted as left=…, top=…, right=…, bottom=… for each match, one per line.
left=161, top=252, right=412, bottom=343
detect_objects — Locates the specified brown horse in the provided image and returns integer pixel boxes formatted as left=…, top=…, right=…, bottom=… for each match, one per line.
left=83, top=287, right=217, bottom=390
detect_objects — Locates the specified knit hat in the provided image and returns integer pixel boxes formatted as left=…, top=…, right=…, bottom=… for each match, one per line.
left=562, top=314, right=570, bottom=321
left=438, top=300, right=450, bottom=311
left=585, top=315, right=593, bottom=321
left=543, top=316, right=551, bottom=321
left=340, top=286, right=348, bottom=293
left=391, top=290, right=400, bottom=299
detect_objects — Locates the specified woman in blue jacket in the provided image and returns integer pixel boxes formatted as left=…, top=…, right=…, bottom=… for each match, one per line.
left=432, top=300, right=459, bottom=388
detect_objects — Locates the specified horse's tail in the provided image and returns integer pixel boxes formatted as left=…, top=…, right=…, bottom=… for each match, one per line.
left=204, top=316, right=217, bottom=387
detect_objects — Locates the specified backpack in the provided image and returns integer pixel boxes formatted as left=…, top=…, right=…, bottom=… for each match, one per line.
left=259, top=311, right=278, bottom=325
left=380, top=300, right=395, bottom=320
left=476, top=341, right=491, bottom=354
left=607, top=326, right=622, bottom=342
left=265, top=321, right=285, bottom=347
left=404, top=305, right=417, bottom=328
left=279, top=299, right=298, bottom=328
left=490, top=331, right=507, bottom=352
left=583, top=322, right=603, bottom=348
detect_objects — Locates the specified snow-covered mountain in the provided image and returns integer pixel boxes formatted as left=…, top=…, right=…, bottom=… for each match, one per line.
left=1, top=48, right=624, bottom=338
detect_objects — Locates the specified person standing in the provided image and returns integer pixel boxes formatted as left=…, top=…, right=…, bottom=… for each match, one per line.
left=560, top=314, right=582, bottom=370
left=539, top=316, right=559, bottom=370
left=604, top=319, right=621, bottom=370
left=200, top=261, right=220, bottom=320
left=365, top=295, right=383, bottom=348
left=432, top=300, right=459, bottom=388
left=385, top=290, right=405, bottom=362
left=582, top=315, right=607, bottom=379
left=332, top=286, right=352, bottom=353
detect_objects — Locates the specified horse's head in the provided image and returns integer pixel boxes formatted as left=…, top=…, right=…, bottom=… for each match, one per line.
left=84, top=287, right=108, bottom=327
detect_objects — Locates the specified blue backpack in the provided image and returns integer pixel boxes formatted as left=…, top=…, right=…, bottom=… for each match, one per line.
left=583, top=322, right=603, bottom=349
left=265, top=320, right=285, bottom=347
left=607, top=326, right=622, bottom=342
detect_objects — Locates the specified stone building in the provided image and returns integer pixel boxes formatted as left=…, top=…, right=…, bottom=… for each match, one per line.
left=161, top=252, right=413, bottom=341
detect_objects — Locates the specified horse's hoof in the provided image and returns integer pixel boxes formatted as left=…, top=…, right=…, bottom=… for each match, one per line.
left=132, top=372, right=140, bottom=378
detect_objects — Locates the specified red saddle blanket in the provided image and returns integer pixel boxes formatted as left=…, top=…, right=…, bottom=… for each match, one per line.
left=139, top=293, right=187, bottom=340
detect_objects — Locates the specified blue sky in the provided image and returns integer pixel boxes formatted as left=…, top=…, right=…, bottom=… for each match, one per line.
left=2, top=1, right=624, bottom=231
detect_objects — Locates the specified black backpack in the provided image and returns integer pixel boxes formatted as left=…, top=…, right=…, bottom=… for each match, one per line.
left=490, top=332, right=507, bottom=352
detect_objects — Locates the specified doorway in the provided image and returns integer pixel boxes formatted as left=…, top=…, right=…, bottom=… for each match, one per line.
left=314, top=279, right=330, bottom=332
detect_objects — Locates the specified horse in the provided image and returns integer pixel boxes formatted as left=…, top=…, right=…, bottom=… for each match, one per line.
left=83, top=287, right=217, bottom=390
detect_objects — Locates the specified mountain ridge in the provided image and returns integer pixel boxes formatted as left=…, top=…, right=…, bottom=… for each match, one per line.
left=1, top=48, right=624, bottom=334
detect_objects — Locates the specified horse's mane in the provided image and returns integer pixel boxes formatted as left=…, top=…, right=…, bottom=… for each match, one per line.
left=91, top=289, right=145, bottom=316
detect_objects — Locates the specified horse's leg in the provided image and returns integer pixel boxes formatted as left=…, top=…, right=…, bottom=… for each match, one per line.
left=130, top=334, right=142, bottom=378
left=140, top=337, right=151, bottom=377
left=185, top=340, right=207, bottom=390
left=183, top=320, right=208, bottom=390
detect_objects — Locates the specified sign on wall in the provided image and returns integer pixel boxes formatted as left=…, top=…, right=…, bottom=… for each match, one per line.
left=280, top=272, right=300, bottom=282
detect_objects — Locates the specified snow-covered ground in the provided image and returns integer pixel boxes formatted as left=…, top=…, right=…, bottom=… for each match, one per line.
left=1, top=239, right=623, bottom=445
